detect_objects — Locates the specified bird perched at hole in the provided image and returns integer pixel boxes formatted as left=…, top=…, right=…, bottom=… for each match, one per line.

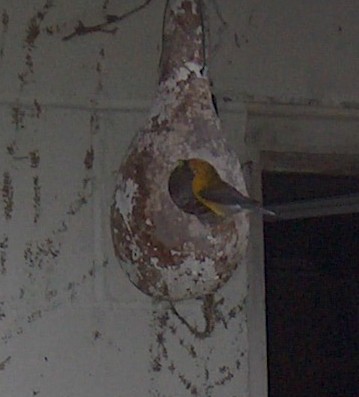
left=169, top=158, right=275, bottom=218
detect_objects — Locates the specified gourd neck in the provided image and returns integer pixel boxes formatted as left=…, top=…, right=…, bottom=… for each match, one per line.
left=159, top=0, right=207, bottom=82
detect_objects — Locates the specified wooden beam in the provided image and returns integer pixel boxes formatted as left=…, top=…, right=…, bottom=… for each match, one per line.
left=266, top=193, right=359, bottom=220
left=261, top=151, right=359, bottom=175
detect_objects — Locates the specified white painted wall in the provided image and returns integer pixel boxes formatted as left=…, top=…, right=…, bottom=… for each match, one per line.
left=1, top=1, right=358, bottom=396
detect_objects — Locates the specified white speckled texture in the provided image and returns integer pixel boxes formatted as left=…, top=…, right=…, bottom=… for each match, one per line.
left=111, top=0, right=249, bottom=300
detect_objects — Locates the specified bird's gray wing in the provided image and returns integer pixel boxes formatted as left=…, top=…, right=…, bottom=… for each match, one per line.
left=201, top=184, right=275, bottom=215
left=200, top=182, right=257, bottom=206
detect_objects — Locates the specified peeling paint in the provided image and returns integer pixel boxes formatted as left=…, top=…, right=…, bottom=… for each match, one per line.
left=149, top=61, right=208, bottom=125
left=115, top=177, right=139, bottom=228
left=171, top=0, right=198, bottom=16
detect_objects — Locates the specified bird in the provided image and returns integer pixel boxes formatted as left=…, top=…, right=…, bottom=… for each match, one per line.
left=168, top=159, right=210, bottom=216
left=168, top=158, right=275, bottom=218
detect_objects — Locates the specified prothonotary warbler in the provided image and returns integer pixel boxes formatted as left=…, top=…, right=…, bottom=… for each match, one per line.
left=177, top=158, right=275, bottom=217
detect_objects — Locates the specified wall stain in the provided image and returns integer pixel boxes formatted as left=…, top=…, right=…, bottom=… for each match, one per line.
left=66, top=176, right=93, bottom=215
left=0, top=109, right=106, bottom=348
left=29, top=150, right=40, bottom=168
left=178, top=338, right=197, bottom=358
left=96, top=48, right=105, bottom=92
left=33, top=176, right=41, bottom=223
left=55, top=221, right=68, bottom=233
left=2, top=172, right=14, bottom=220
left=11, top=105, right=26, bottom=129
left=156, top=331, right=168, bottom=359
left=1, top=9, right=9, bottom=32
left=0, top=9, right=9, bottom=58
left=0, top=301, right=5, bottom=320
left=66, top=192, right=88, bottom=215
left=178, top=372, right=192, bottom=391
left=148, top=295, right=247, bottom=396
left=2, top=130, right=101, bottom=340
left=102, top=0, right=110, bottom=12
left=24, top=239, right=60, bottom=269
left=27, top=309, right=42, bottom=323
left=44, top=288, right=57, bottom=301
left=0, top=355, right=11, bottom=370
left=62, top=0, right=153, bottom=41
left=214, top=365, right=234, bottom=386
left=26, top=0, right=53, bottom=45
left=33, top=99, right=42, bottom=118
left=150, top=353, right=162, bottom=372
left=84, top=146, right=94, bottom=170
left=88, top=262, right=95, bottom=277
left=6, top=143, right=41, bottom=169
left=6, top=140, right=28, bottom=161
left=1, top=326, right=24, bottom=344
left=93, top=330, right=102, bottom=340
left=25, top=16, right=41, bottom=48
left=90, top=111, right=100, bottom=135
left=170, top=295, right=222, bottom=339
left=44, top=24, right=61, bottom=36
left=19, top=0, right=54, bottom=88
left=6, top=140, right=17, bottom=156
left=65, top=112, right=98, bottom=214
left=67, top=281, right=80, bottom=302
left=0, top=235, right=8, bottom=275
left=149, top=308, right=169, bottom=373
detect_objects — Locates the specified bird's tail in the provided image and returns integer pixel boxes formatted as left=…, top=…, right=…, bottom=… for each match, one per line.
left=240, top=202, right=276, bottom=217
left=255, top=207, right=276, bottom=216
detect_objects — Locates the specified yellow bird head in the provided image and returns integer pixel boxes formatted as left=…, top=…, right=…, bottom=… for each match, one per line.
left=181, top=158, right=220, bottom=180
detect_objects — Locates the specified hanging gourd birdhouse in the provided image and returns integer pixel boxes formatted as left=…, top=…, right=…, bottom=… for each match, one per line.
left=111, top=0, right=250, bottom=300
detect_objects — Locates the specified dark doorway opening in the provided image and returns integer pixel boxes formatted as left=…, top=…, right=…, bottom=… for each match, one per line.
left=263, top=172, right=359, bottom=397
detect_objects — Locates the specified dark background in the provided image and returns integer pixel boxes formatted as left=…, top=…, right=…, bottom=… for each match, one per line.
left=263, top=172, right=359, bottom=397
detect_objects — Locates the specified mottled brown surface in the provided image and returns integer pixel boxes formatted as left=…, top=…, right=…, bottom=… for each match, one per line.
left=111, top=0, right=249, bottom=300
